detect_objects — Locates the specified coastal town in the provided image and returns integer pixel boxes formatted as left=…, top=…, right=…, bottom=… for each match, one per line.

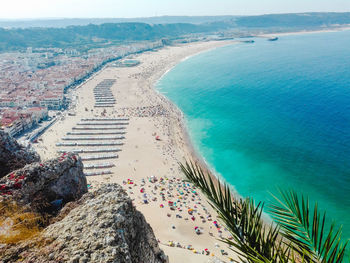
left=0, top=41, right=163, bottom=139
left=26, top=40, right=240, bottom=262
left=1, top=5, right=350, bottom=262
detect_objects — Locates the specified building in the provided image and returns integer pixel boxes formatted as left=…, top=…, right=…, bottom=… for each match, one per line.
left=39, top=93, right=64, bottom=110
left=0, top=110, right=26, bottom=137
left=27, top=107, right=48, bottom=123
left=0, top=107, right=47, bottom=137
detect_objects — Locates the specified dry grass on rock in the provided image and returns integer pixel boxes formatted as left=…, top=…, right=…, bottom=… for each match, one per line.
left=0, top=201, right=46, bottom=244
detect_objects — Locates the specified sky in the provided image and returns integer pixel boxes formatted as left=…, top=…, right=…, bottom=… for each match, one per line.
left=0, top=0, right=350, bottom=19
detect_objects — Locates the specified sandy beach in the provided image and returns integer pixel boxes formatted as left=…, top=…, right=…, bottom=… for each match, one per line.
left=259, top=25, right=350, bottom=38
left=33, top=40, right=239, bottom=263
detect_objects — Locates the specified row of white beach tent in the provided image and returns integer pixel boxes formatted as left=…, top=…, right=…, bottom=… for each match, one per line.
left=94, top=90, right=113, bottom=93
left=56, top=142, right=124, bottom=146
left=95, top=99, right=116, bottom=102
left=94, top=94, right=114, bottom=96
left=81, top=118, right=129, bottom=121
left=94, top=97, right=114, bottom=99
left=85, top=170, right=113, bottom=176
left=77, top=122, right=128, bottom=126
left=62, top=136, right=125, bottom=141
left=95, top=98, right=115, bottom=101
left=95, top=102, right=117, bottom=106
left=81, top=154, right=118, bottom=161
left=55, top=101, right=132, bottom=176
left=73, top=126, right=126, bottom=130
left=95, top=97, right=115, bottom=99
left=84, top=162, right=115, bottom=169
left=94, top=90, right=114, bottom=93
left=94, top=95, right=115, bottom=97
left=67, top=131, right=126, bottom=135
left=58, top=148, right=121, bottom=153
left=93, top=79, right=116, bottom=108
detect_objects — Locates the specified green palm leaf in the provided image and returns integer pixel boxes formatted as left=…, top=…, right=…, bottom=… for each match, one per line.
left=180, top=161, right=294, bottom=262
left=180, top=161, right=348, bottom=262
left=270, top=190, right=348, bottom=263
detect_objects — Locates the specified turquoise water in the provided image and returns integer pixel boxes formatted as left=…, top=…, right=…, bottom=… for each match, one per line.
left=157, top=31, right=350, bottom=247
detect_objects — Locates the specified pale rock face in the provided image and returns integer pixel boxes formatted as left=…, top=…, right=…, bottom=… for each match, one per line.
left=2, top=184, right=168, bottom=263
left=0, top=130, right=40, bottom=179
left=42, top=184, right=168, bottom=263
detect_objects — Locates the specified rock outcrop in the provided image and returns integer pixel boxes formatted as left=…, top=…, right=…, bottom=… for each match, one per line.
left=0, top=152, right=87, bottom=213
left=0, top=130, right=40, bottom=179
left=0, top=134, right=167, bottom=263
left=0, top=184, right=168, bottom=263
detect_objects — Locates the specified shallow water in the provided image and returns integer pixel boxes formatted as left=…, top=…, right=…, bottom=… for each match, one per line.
left=157, top=30, right=350, bottom=247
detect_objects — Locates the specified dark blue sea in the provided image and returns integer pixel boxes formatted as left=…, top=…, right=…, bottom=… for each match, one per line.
left=157, top=30, right=350, bottom=247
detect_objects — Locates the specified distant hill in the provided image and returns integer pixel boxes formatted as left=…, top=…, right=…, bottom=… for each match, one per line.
left=235, top=12, right=350, bottom=28
left=0, top=16, right=238, bottom=28
left=1, top=13, right=350, bottom=29
left=0, top=22, right=224, bottom=51
left=0, top=12, right=350, bottom=52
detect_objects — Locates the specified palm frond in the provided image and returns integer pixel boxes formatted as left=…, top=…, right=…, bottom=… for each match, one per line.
left=180, top=161, right=293, bottom=262
left=270, top=190, right=348, bottom=263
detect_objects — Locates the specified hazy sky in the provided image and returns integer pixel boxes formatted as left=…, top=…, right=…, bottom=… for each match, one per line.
left=1, top=0, right=350, bottom=19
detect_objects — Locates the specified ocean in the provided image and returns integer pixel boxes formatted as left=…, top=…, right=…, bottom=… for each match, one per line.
left=156, top=30, right=350, bottom=247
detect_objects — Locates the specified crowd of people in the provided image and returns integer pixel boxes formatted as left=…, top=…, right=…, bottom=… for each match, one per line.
left=122, top=175, right=234, bottom=261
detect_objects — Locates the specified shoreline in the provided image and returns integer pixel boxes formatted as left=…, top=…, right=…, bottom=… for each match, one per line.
left=30, top=28, right=347, bottom=261
left=128, top=41, right=243, bottom=261
left=154, top=45, right=233, bottom=177
left=259, top=25, right=350, bottom=38
left=33, top=40, right=240, bottom=263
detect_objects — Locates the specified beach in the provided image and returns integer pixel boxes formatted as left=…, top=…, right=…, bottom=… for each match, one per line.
left=259, top=25, right=350, bottom=38
left=33, top=40, right=239, bottom=263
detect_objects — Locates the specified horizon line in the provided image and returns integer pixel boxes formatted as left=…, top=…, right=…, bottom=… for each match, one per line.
left=1, top=11, right=350, bottom=21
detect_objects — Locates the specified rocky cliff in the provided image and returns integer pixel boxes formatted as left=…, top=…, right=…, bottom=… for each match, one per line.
left=44, top=184, right=167, bottom=263
left=0, top=131, right=40, bottom=179
left=0, top=152, right=87, bottom=213
left=0, top=132, right=167, bottom=263
left=1, top=184, right=168, bottom=263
